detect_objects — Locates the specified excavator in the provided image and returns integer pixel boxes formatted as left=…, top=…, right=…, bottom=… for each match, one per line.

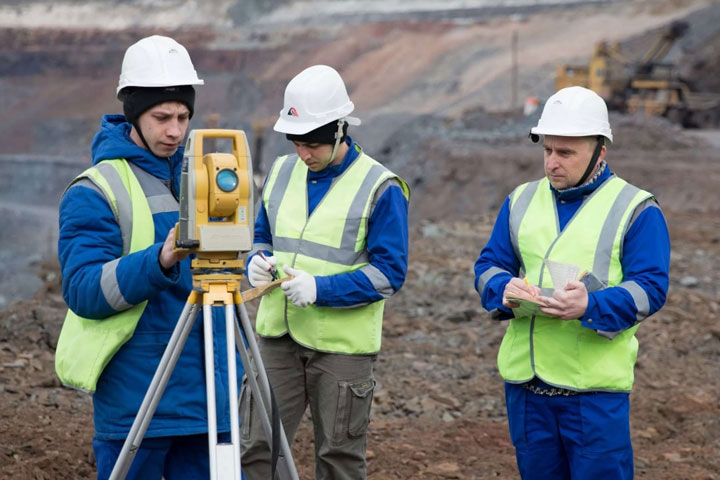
left=556, top=21, right=720, bottom=127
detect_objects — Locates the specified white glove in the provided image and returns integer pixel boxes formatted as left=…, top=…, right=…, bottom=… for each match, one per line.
left=247, top=254, right=277, bottom=287
left=281, top=265, right=317, bottom=308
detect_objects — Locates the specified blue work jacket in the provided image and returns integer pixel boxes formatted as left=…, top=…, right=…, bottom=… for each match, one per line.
left=58, top=115, right=242, bottom=440
left=474, top=165, right=670, bottom=334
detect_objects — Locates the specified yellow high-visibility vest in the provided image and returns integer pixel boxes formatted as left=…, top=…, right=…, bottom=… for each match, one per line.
left=498, top=176, right=652, bottom=391
left=256, top=151, right=409, bottom=354
left=55, top=159, right=154, bottom=392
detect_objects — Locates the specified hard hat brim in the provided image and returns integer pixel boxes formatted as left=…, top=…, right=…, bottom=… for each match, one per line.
left=345, top=115, right=361, bottom=126
left=116, top=79, right=205, bottom=96
left=273, top=116, right=323, bottom=135
left=529, top=126, right=612, bottom=144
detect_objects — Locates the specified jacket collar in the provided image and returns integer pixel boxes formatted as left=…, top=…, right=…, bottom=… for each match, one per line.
left=551, top=161, right=612, bottom=202
left=306, top=137, right=360, bottom=181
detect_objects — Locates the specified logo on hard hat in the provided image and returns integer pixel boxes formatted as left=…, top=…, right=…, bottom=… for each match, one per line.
left=287, top=107, right=299, bottom=117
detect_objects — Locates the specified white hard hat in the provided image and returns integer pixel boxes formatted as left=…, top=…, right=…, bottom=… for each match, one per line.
left=530, top=86, right=613, bottom=144
left=273, top=65, right=361, bottom=135
left=116, top=35, right=204, bottom=96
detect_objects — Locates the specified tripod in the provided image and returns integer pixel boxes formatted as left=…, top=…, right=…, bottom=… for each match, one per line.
left=109, top=266, right=299, bottom=480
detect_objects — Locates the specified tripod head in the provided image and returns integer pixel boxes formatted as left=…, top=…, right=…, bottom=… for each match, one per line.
left=176, top=129, right=254, bottom=276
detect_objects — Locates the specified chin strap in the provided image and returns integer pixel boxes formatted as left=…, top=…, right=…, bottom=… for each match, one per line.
left=131, top=122, right=153, bottom=152
left=574, top=136, right=604, bottom=188
left=327, top=119, right=345, bottom=164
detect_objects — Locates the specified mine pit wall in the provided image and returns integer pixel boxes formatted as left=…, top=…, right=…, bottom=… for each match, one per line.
left=0, top=155, right=88, bottom=309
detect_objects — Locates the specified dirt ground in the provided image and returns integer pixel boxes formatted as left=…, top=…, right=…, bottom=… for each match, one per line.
left=1, top=113, right=719, bottom=479
left=2, top=1, right=720, bottom=478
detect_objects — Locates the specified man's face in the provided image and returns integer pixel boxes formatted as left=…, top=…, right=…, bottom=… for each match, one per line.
left=543, top=135, right=605, bottom=190
left=133, top=101, right=190, bottom=157
left=292, top=141, right=336, bottom=172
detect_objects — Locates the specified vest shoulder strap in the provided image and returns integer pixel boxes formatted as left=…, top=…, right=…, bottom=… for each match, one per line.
left=68, top=159, right=154, bottom=255
left=357, top=151, right=410, bottom=200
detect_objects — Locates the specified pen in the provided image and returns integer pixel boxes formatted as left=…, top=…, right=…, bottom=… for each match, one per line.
left=258, top=251, right=278, bottom=281
left=523, top=276, right=538, bottom=298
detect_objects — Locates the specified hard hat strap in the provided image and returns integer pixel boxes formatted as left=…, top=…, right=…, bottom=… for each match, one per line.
left=328, top=119, right=345, bottom=165
left=574, top=136, right=604, bottom=188
left=131, top=122, right=154, bottom=153
left=130, top=121, right=172, bottom=162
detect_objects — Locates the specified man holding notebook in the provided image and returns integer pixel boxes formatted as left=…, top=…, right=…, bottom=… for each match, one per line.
left=473, top=86, right=670, bottom=479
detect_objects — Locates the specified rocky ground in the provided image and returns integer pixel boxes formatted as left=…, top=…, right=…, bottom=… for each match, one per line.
left=1, top=113, right=719, bottom=478
left=2, top=0, right=720, bottom=478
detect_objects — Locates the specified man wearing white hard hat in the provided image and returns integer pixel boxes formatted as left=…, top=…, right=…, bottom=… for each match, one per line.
left=56, top=35, right=244, bottom=479
left=473, top=86, right=670, bottom=479
left=241, top=65, right=410, bottom=479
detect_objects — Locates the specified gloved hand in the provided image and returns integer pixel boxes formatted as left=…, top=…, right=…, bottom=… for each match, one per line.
left=247, top=254, right=277, bottom=287
left=281, top=265, right=317, bottom=308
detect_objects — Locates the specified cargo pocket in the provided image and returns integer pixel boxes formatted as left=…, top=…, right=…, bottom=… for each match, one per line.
left=332, top=377, right=376, bottom=445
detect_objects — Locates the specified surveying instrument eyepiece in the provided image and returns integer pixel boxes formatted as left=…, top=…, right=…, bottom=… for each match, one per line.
left=110, top=130, right=299, bottom=480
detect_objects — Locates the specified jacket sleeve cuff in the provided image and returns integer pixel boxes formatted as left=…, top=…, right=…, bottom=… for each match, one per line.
left=580, top=293, right=606, bottom=331
left=314, top=275, right=331, bottom=306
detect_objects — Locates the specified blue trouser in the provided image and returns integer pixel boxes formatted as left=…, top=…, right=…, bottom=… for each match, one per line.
left=94, top=433, right=235, bottom=480
left=504, top=382, right=634, bottom=480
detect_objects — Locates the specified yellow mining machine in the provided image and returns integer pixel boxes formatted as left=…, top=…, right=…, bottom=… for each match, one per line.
left=557, top=21, right=720, bottom=127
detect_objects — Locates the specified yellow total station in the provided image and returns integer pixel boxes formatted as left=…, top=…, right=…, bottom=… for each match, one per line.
left=176, top=129, right=254, bottom=273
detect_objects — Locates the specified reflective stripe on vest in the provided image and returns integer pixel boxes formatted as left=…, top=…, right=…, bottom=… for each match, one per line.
left=255, top=151, right=409, bottom=354
left=497, top=175, right=652, bottom=392
left=55, top=159, right=155, bottom=392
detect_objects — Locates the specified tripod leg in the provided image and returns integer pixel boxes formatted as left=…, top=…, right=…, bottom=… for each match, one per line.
left=235, top=304, right=272, bottom=407
left=224, top=304, right=242, bottom=479
left=233, top=320, right=273, bottom=440
left=204, top=304, right=242, bottom=480
left=235, top=303, right=300, bottom=480
left=203, top=303, right=219, bottom=479
left=109, top=301, right=199, bottom=480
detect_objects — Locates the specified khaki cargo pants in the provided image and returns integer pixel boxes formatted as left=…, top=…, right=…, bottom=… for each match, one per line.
left=240, top=335, right=377, bottom=480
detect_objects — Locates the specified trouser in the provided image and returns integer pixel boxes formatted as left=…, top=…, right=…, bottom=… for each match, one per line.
left=504, top=382, right=634, bottom=480
left=240, top=334, right=377, bottom=480
left=93, top=432, right=232, bottom=480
